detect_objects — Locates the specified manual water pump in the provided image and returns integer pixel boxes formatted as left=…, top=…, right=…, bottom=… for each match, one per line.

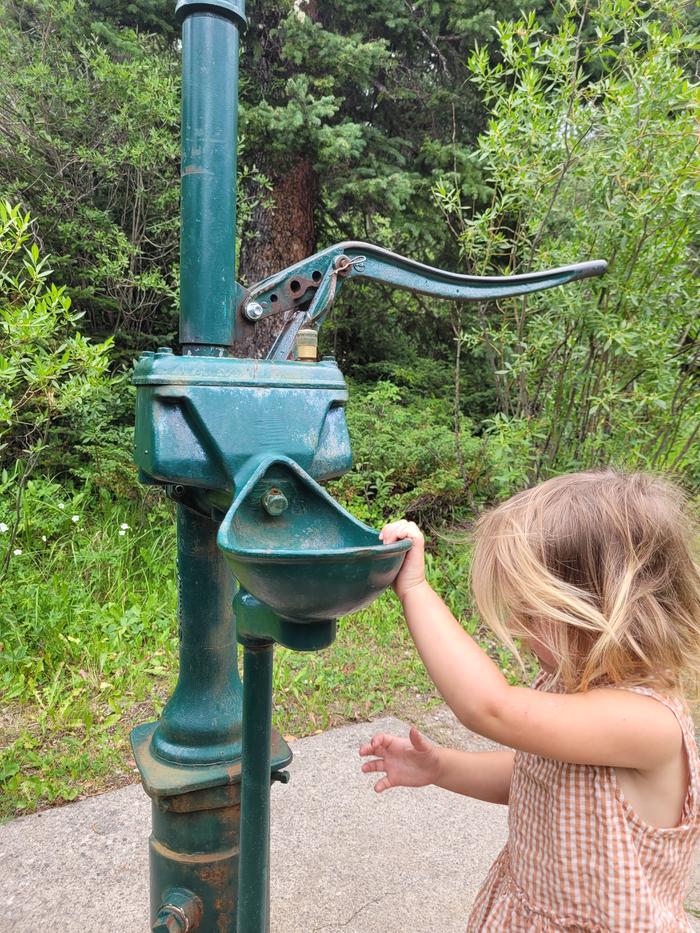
left=130, top=1, right=607, bottom=930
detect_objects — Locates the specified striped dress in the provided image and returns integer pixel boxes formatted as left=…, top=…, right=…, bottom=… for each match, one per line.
left=467, top=672, right=700, bottom=932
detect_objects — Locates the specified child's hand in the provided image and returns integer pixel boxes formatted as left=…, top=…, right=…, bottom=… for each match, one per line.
left=379, top=519, right=425, bottom=600
left=359, top=727, right=440, bottom=793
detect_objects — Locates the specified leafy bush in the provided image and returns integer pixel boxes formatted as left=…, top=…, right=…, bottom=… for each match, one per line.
left=0, top=6, right=180, bottom=342
left=46, top=376, right=139, bottom=500
left=0, top=202, right=113, bottom=569
left=436, top=0, right=699, bottom=489
left=330, top=380, right=489, bottom=524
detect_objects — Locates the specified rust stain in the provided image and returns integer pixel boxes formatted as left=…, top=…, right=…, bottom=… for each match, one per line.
left=198, top=862, right=229, bottom=886
left=151, top=839, right=239, bottom=864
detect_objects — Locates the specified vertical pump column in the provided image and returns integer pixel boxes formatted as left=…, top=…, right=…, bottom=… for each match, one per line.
left=177, top=0, right=245, bottom=353
left=131, top=3, right=256, bottom=931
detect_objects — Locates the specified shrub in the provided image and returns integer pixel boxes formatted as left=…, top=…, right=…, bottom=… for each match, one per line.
left=435, top=0, right=699, bottom=490
left=0, top=202, right=112, bottom=570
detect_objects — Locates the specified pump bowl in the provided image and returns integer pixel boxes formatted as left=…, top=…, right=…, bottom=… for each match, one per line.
left=217, top=457, right=411, bottom=622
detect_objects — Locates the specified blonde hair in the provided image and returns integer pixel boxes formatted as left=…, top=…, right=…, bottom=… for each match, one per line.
left=471, top=470, right=700, bottom=695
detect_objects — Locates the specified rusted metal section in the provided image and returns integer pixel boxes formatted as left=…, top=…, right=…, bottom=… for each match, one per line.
left=151, top=840, right=239, bottom=866
left=150, top=821, right=237, bottom=932
left=160, top=786, right=241, bottom=816
left=148, top=776, right=242, bottom=931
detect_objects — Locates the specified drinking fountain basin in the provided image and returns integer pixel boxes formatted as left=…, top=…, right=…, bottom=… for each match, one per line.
left=217, top=456, right=411, bottom=622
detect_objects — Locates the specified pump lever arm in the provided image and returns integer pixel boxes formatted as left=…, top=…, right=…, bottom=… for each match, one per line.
left=240, top=240, right=607, bottom=332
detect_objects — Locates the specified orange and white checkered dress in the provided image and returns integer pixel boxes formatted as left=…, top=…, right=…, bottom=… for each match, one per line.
left=467, top=672, right=700, bottom=932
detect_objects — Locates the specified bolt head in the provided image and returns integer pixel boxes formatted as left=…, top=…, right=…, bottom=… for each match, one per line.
left=262, top=488, right=288, bottom=516
left=245, top=301, right=264, bottom=321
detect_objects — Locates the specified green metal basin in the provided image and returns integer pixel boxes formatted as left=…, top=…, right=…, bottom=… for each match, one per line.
left=217, top=456, right=411, bottom=622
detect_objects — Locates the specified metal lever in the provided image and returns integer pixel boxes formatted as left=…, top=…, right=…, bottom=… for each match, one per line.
left=240, top=241, right=607, bottom=354
left=264, top=254, right=368, bottom=360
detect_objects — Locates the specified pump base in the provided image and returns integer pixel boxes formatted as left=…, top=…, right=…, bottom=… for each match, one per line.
left=133, top=722, right=292, bottom=932
left=131, top=721, right=292, bottom=798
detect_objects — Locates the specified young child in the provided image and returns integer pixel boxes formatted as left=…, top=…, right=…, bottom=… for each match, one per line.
left=360, top=470, right=700, bottom=931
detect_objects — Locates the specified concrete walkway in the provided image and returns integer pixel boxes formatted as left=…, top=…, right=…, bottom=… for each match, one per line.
left=3, top=711, right=700, bottom=932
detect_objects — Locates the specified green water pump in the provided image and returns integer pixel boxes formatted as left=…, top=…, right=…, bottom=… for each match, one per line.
left=129, top=0, right=607, bottom=930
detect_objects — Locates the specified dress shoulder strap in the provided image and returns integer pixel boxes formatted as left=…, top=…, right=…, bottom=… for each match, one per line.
left=612, top=683, right=700, bottom=819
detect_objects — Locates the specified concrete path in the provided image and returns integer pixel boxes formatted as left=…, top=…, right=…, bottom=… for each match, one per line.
left=2, top=710, right=700, bottom=932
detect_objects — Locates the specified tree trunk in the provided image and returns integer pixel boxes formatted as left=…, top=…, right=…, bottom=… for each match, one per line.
left=235, top=153, right=319, bottom=359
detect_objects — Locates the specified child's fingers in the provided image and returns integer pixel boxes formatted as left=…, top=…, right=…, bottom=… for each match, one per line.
left=374, top=776, right=392, bottom=793
left=381, top=520, right=414, bottom=542
left=361, top=758, right=385, bottom=773
left=409, top=726, right=431, bottom=751
left=379, top=520, right=424, bottom=545
left=359, top=733, right=390, bottom=757
left=379, top=521, right=405, bottom=543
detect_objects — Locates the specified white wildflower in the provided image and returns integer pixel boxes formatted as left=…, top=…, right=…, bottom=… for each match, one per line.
left=120, top=523, right=130, bottom=530
left=0, top=523, right=8, bottom=533
left=13, top=548, right=22, bottom=556
left=118, top=529, right=126, bottom=537
left=58, top=503, right=65, bottom=510
left=71, top=515, right=79, bottom=523
left=41, top=535, right=47, bottom=542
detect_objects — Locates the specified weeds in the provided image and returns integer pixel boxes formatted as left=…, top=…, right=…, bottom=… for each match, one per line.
left=0, top=479, right=520, bottom=820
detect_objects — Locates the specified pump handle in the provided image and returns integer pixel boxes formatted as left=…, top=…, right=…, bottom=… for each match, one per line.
left=238, top=240, right=607, bottom=360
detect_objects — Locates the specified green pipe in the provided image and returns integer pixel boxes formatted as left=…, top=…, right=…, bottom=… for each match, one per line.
left=237, top=639, right=274, bottom=933
left=151, top=504, right=243, bottom=764
left=177, top=0, right=245, bottom=351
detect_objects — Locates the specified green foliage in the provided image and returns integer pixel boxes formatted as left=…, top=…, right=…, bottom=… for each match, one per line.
left=0, top=478, right=176, bottom=703
left=46, top=376, right=139, bottom=499
left=0, top=202, right=113, bottom=569
left=0, top=1, right=181, bottom=344
left=436, top=0, right=699, bottom=488
left=239, top=0, right=550, bottom=371
left=330, top=379, right=488, bottom=524
left=0, top=482, right=178, bottom=815
left=240, top=0, right=515, bottom=215
left=0, top=203, right=112, bottom=451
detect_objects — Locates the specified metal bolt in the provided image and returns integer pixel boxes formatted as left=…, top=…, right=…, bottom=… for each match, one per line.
left=152, top=889, right=202, bottom=933
left=262, top=488, right=288, bottom=516
left=153, top=907, right=188, bottom=933
left=244, top=301, right=264, bottom=321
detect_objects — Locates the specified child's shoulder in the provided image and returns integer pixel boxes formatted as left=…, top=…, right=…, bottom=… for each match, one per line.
left=503, top=670, right=685, bottom=770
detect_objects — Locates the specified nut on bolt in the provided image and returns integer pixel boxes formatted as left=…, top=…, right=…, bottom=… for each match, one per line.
left=244, top=301, right=264, bottom=321
left=153, top=908, right=187, bottom=933
left=262, top=488, right=288, bottom=516
left=152, top=888, right=203, bottom=933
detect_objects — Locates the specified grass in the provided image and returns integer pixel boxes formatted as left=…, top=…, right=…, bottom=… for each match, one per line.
left=0, top=481, right=521, bottom=821
left=0, top=608, right=438, bottom=821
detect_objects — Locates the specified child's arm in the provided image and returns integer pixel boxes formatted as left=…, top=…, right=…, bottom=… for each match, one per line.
left=360, top=727, right=514, bottom=804
left=382, top=521, right=681, bottom=771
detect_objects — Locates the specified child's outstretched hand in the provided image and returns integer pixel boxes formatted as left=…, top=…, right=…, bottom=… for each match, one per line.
left=379, top=520, right=425, bottom=600
left=359, top=727, right=440, bottom=793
